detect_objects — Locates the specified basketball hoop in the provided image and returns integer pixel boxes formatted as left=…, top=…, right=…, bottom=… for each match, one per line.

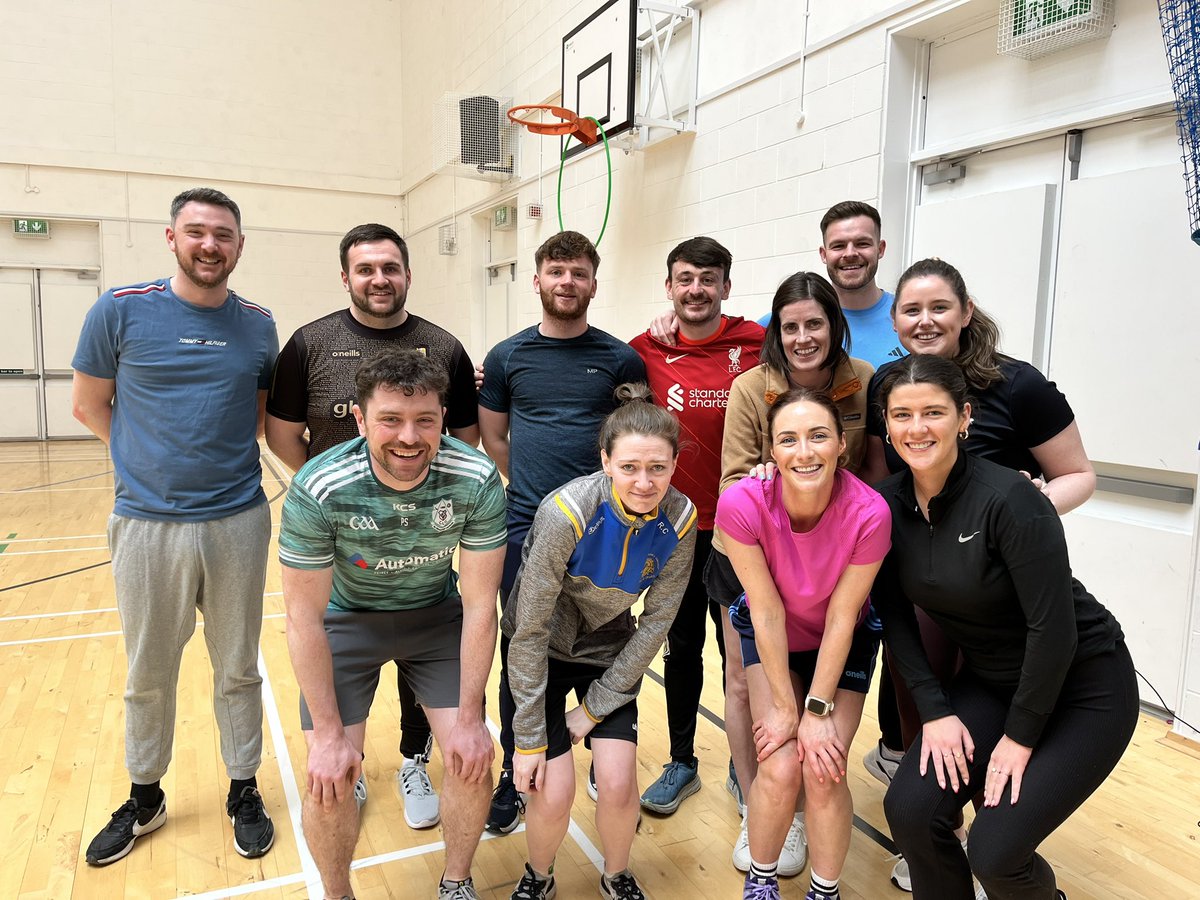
left=507, top=104, right=599, bottom=146
left=507, top=103, right=613, bottom=248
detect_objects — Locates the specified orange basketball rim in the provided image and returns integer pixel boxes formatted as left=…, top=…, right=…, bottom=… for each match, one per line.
left=507, top=104, right=599, bottom=146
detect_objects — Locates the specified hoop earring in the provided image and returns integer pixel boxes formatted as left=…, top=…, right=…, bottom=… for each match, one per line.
left=959, top=428, right=970, bottom=440
left=885, top=432, right=892, bottom=445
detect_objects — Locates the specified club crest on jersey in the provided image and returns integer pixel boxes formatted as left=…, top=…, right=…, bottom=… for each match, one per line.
left=728, top=345, right=743, bottom=373
left=431, top=498, right=455, bottom=532
left=641, top=555, right=659, bottom=580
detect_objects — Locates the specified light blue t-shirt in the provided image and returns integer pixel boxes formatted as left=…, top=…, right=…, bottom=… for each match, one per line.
left=72, top=278, right=279, bottom=521
left=756, top=290, right=904, bottom=369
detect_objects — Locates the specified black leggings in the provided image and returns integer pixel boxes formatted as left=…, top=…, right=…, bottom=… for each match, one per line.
left=396, top=667, right=433, bottom=758
left=884, top=642, right=1138, bottom=900
left=662, top=529, right=728, bottom=762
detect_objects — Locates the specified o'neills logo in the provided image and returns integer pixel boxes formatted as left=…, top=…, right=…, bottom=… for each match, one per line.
left=374, top=545, right=453, bottom=570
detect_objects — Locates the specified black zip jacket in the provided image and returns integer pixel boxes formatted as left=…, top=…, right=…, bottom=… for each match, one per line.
left=872, top=451, right=1123, bottom=747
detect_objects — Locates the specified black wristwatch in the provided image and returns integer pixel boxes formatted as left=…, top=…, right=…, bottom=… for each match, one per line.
left=804, top=694, right=835, bottom=717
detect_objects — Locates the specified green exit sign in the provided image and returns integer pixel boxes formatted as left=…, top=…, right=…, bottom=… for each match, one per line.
left=13, top=218, right=51, bottom=238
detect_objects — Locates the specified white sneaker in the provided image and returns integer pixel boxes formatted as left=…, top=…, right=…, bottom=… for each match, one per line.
left=890, top=839, right=974, bottom=894
left=354, top=774, right=367, bottom=811
left=779, top=813, right=807, bottom=877
left=398, top=753, right=440, bottom=828
left=890, top=856, right=911, bottom=891
left=863, top=741, right=901, bottom=786
left=732, top=818, right=751, bottom=872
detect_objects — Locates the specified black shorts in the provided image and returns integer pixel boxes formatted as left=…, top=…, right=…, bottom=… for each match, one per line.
left=703, top=546, right=744, bottom=608
left=730, top=593, right=878, bottom=694
left=533, top=657, right=639, bottom=760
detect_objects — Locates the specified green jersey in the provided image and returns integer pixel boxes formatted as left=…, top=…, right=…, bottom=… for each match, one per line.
left=278, top=435, right=507, bottom=611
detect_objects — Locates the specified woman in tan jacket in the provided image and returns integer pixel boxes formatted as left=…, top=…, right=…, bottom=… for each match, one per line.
left=708, top=271, right=876, bottom=876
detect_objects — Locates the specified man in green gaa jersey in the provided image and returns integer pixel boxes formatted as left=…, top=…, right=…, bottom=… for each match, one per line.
left=279, top=348, right=507, bottom=900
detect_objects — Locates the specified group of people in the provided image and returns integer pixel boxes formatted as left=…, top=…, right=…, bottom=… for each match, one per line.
left=71, top=187, right=1138, bottom=900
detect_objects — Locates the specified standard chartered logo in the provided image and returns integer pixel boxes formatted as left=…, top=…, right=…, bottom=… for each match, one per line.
left=667, top=384, right=729, bottom=411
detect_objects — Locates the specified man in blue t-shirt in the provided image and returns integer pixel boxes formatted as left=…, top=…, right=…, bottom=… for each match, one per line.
left=71, top=188, right=279, bottom=867
left=478, top=230, right=646, bottom=832
left=752, top=200, right=905, bottom=368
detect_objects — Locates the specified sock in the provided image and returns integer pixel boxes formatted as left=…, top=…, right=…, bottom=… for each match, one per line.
left=441, top=875, right=472, bottom=890
left=130, top=780, right=162, bottom=808
left=529, top=862, right=554, bottom=881
left=602, top=869, right=628, bottom=883
left=810, top=870, right=839, bottom=898
left=228, top=776, right=257, bottom=803
left=749, top=858, right=778, bottom=881
left=879, top=741, right=904, bottom=762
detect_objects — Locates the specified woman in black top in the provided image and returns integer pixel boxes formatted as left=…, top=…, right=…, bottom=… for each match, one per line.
left=872, top=355, right=1137, bottom=900
left=861, top=257, right=1094, bottom=512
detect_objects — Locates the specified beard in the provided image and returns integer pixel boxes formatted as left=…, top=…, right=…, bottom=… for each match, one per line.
left=540, top=286, right=591, bottom=321
left=828, top=258, right=879, bottom=292
left=349, top=283, right=407, bottom=320
left=175, top=249, right=236, bottom=290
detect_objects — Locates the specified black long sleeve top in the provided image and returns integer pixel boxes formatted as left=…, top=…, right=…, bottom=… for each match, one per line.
left=872, top=451, right=1123, bottom=747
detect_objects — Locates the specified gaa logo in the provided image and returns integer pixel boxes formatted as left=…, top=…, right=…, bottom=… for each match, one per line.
left=349, top=515, right=379, bottom=530
left=431, top=498, right=455, bottom=532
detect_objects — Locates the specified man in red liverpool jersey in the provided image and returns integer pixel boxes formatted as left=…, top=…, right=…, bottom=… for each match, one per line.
left=629, top=237, right=764, bottom=815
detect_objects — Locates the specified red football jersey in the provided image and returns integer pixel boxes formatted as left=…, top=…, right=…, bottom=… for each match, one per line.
left=630, top=315, right=764, bottom=529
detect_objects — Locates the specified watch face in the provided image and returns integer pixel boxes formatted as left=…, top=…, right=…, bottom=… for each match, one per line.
left=806, top=696, right=832, bottom=716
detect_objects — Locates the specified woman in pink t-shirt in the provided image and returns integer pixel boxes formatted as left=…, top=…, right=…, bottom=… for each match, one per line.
left=716, top=388, right=891, bottom=900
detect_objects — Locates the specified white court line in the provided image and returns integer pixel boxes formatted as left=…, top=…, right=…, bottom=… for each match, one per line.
left=0, top=613, right=285, bottom=646
left=0, top=628, right=123, bottom=647
left=0, top=545, right=109, bottom=556
left=0, top=486, right=115, bottom=493
left=257, top=647, right=324, bottom=899
left=0, top=606, right=117, bottom=622
left=0, top=533, right=106, bottom=543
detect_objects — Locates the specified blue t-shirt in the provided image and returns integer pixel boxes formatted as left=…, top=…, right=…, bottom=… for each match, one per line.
left=479, top=325, right=646, bottom=539
left=72, top=279, right=279, bottom=521
left=756, top=290, right=904, bottom=369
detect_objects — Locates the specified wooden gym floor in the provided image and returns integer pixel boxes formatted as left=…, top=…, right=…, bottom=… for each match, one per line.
left=1, top=440, right=1198, bottom=899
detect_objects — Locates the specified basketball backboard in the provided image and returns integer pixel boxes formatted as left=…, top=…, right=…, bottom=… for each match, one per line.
left=561, top=0, right=637, bottom=159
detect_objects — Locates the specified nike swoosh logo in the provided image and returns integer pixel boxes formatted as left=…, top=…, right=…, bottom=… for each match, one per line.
left=665, top=354, right=687, bottom=364
left=958, top=531, right=980, bottom=543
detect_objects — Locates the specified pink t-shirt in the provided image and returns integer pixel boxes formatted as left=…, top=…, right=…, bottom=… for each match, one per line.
left=716, top=468, right=892, bottom=652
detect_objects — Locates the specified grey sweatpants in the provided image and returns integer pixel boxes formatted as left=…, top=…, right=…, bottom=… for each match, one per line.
left=109, top=501, right=271, bottom=784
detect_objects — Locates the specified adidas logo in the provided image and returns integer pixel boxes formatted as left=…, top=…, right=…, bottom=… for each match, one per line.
left=888, top=347, right=905, bottom=358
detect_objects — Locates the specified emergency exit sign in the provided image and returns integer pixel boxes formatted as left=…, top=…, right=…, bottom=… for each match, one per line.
left=13, top=218, right=50, bottom=238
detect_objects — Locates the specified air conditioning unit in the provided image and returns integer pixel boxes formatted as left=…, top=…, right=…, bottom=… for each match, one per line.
left=433, top=93, right=519, bottom=182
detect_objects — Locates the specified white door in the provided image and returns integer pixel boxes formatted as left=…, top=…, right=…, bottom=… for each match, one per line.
left=0, top=269, right=41, bottom=439
left=39, top=269, right=99, bottom=438
left=0, top=268, right=100, bottom=440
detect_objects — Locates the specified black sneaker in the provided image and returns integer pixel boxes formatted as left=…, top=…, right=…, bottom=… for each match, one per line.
left=485, top=771, right=526, bottom=834
left=85, top=796, right=167, bottom=866
left=600, top=870, right=646, bottom=900
left=227, top=786, right=275, bottom=858
left=511, top=862, right=557, bottom=899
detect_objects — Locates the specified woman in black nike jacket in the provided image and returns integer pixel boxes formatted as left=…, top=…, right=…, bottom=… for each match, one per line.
left=871, top=354, right=1137, bottom=900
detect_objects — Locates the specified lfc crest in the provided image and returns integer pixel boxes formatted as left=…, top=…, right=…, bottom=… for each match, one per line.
left=431, top=498, right=455, bottom=532
left=728, top=345, right=743, bottom=373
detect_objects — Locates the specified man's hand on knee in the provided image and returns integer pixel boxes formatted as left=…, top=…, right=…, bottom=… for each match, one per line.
left=443, top=714, right=494, bottom=785
left=307, top=729, right=362, bottom=809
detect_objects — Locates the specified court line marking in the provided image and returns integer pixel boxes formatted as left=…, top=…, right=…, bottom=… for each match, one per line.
left=0, top=545, right=110, bottom=556
left=0, top=613, right=286, bottom=646
left=0, top=594, right=283, bottom=626
left=258, top=646, right=324, bottom=898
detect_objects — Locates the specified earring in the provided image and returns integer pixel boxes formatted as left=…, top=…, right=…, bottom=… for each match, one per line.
left=959, top=427, right=970, bottom=440
left=885, top=432, right=892, bottom=445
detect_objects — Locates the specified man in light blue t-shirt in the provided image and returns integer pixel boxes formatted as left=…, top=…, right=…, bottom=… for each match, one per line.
left=71, top=188, right=279, bottom=868
left=754, top=200, right=905, bottom=368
